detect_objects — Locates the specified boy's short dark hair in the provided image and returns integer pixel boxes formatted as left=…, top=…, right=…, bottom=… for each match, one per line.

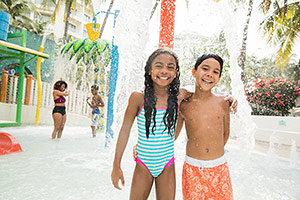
left=194, top=54, right=224, bottom=77
left=91, top=85, right=99, bottom=90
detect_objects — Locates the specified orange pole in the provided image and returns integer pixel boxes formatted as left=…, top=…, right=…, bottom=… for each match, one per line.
left=24, top=74, right=33, bottom=105
left=0, top=70, right=8, bottom=103
left=159, top=0, right=176, bottom=49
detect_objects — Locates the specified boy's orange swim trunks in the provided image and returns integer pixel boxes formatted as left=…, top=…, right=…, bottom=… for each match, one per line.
left=182, top=155, right=233, bottom=200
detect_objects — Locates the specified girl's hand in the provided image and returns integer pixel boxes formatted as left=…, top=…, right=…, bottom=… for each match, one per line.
left=133, top=144, right=137, bottom=160
left=224, top=95, right=238, bottom=114
left=111, top=167, right=125, bottom=190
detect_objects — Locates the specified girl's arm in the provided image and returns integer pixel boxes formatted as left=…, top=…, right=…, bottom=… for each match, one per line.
left=223, top=101, right=230, bottom=145
left=53, top=89, right=69, bottom=96
left=111, top=92, right=143, bottom=190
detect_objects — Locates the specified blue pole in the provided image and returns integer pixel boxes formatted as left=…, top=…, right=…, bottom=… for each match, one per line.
left=105, top=44, right=119, bottom=147
left=104, top=10, right=120, bottom=147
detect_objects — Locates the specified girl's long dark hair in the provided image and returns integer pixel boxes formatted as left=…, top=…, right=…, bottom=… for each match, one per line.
left=144, top=48, right=180, bottom=138
left=54, top=80, right=68, bottom=91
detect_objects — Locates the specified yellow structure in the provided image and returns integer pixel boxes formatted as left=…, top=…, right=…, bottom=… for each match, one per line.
left=35, top=46, right=45, bottom=126
left=86, top=23, right=100, bottom=41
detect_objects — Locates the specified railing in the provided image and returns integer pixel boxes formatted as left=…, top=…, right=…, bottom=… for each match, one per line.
left=0, top=71, right=90, bottom=116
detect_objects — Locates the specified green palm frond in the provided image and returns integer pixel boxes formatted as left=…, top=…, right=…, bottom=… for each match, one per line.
left=260, top=1, right=300, bottom=68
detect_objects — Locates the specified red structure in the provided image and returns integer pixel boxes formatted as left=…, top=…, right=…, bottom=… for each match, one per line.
left=159, top=0, right=176, bottom=49
left=0, top=132, right=23, bottom=155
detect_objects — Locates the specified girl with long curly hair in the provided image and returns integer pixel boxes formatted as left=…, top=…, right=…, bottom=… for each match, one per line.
left=51, top=80, right=69, bottom=139
left=111, top=48, right=183, bottom=199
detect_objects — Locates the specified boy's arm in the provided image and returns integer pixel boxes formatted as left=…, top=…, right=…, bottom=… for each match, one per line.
left=224, top=95, right=237, bottom=114
left=178, top=88, right=193, bottom=103
left=111, top=92, right=142, bottom=190
left=97, top=95, right=105, bottom=107
left=175, top=112, right=184, bottom=140
left=223, top=101, right=230, bottom=145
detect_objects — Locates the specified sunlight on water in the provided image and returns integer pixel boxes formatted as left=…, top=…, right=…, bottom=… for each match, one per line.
left=0, top=126, right=299, bottom=200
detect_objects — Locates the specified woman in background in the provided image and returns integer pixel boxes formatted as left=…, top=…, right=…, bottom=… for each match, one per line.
left=51, top=80, right=69, bottom=139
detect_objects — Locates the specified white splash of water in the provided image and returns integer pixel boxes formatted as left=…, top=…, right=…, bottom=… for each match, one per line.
left=217, top=1, right=256, bottom=156
left=111, top=0, right=153, bottom=137
left=41, top=24, right=54, bottom=47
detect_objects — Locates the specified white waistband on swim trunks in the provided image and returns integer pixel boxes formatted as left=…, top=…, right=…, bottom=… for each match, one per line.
left=185, top=155, right=227, bottom=168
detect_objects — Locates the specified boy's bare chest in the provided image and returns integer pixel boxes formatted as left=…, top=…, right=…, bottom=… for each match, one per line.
left=181, top=101, right=224, bottom=121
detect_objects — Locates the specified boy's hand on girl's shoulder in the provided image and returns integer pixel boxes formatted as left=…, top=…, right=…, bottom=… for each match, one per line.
left=224, top=95, right=238, bottom=114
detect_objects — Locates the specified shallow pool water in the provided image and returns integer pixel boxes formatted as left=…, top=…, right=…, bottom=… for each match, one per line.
left=0, top=126, right=299, bottom=200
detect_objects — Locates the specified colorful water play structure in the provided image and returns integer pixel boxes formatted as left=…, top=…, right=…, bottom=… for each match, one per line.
left=59, top=9, right=120, bottom=146
left=0, top=132, right=22, bottom=155
left=0, top=29, right=49, bottom=127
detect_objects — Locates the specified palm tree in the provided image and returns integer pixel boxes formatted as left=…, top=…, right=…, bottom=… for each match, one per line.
left=239, top=0, right=254, bottom=82
left=42, top=0, right=95, bottom=43
left=260, top=0, right=300, bottom=68
left=0, top=0, right=40, bottom=31
left=99, top=0, right=114, bottom=39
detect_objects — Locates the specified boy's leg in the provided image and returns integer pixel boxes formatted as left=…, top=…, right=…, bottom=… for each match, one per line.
left=90, top=113, right=99, bottom=137
left=130, top=163, right=154, bottom=200
left=91, top=126, right=96, bottom=137
left=155, top=163, right=176, bottom=200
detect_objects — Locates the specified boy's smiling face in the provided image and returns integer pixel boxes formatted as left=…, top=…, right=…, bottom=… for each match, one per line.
left=192, top=58, right=221, bottom=91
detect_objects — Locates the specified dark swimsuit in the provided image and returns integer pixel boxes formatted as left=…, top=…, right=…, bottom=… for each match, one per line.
left=53, top=96, right=66, bottom=116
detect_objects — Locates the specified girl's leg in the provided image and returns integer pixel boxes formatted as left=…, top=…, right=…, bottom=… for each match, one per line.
left=155, top=163, right=176, bottom=200
left=130, top=163, right=154, bottom=200
left=52, top=113, right=62, bottom=139
left=57, top=114, right=67, bottom=139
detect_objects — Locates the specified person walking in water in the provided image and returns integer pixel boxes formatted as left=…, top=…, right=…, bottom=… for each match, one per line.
left=52, top=80, right=69, bottom=139
left=86, top=85, right=104, bottom=137
left=176, top=54, right=234, bottom=199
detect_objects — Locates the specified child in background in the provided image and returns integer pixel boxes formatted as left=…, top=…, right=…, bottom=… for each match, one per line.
left=86, top=85, right=104, bottom=137
left=176, top=54, right=233, bottom=199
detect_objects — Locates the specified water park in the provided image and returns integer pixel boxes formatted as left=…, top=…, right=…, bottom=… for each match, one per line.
left=0, top=0, right=300, bottom=199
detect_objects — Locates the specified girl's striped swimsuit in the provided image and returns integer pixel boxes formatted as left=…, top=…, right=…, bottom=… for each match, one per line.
left=135, top=106, right=175, bottom=178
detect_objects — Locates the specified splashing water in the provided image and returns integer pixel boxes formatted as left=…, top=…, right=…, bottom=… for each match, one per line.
left=217, top=1, right=256, bottom=156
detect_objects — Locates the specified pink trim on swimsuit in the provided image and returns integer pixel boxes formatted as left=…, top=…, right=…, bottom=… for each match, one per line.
left=135, top=156, right=175, bottom=177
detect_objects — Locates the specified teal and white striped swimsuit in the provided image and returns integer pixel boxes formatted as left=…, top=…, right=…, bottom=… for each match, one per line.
left=135, top=105, right=175, bottom=178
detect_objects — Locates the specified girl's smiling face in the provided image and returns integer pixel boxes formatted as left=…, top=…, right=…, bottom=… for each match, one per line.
left=192, top=58, right=221, bottom=91
left=59, top=84, right=66, bottom=92
left=150, top=53, right=178, bottom=87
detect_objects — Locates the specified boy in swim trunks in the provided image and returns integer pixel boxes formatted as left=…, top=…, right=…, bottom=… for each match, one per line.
left=86, top=85, right=104, bottom=137
left=176, top=54, right=233, bottom=199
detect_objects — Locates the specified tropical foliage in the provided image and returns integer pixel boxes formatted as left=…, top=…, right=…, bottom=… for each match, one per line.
left=41, top=0, right=95, bottom=43
left=0, top=0, right=45, bottom=33
left=260, top=0, right=300, bottom=68
left=245, top=77, right=300, bottom=116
